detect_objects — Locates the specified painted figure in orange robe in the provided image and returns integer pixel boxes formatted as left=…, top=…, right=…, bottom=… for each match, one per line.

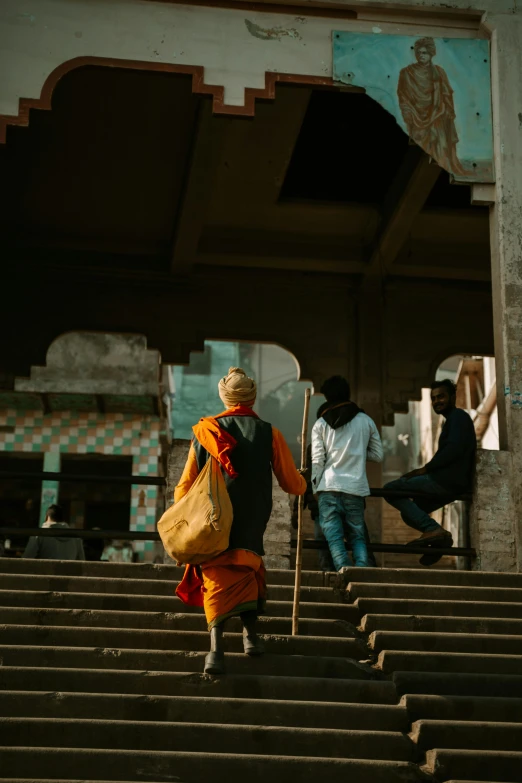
left=398, top=37, right=467, bottom=176
left=175, top=366, right=306, bottom=675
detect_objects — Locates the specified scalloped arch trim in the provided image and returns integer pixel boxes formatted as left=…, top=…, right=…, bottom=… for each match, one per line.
left=0, top=56, right=334, bottom=143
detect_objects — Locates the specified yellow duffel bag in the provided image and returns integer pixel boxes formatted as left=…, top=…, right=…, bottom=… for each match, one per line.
left=158, top=456, right=233, bottom=565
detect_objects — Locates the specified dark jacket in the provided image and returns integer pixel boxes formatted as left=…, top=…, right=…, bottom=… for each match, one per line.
left=425, top=407, right=476, bottom=493
left=193, top=415, right=274, bottom=556
left=23, top=522, right=85, bottom=561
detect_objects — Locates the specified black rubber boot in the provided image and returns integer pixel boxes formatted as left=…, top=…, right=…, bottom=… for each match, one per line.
left=241, top=610, right=265, bottom=657
left=204, top=624, right=226, bottom=675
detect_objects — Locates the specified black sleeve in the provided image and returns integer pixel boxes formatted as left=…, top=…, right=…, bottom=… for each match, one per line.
left=192, top=437, right=209, bottom=472
left=425, top=411, right=475, bottom=473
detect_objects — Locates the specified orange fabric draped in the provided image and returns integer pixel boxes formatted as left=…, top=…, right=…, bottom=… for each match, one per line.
left=191, top=405, right=259, bottom=479
left=176, top=549, right=266, bottom=629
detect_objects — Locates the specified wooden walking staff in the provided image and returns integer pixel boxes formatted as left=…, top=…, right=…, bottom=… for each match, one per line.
left=292, top=387, right=311, bottom=636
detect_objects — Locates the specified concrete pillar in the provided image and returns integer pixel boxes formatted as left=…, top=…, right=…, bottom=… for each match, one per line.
left=480, top=14, right=522, bottom=570
left=39, top=452, right=60, bottom=526
left=355, top=283, right=385, bottom=552
left=470, top=449, right=516, bottom=572
left=163, top=439, right=191, bottom=564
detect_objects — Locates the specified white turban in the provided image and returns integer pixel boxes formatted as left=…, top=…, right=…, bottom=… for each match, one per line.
left=218, top=367, right=257, bottom=408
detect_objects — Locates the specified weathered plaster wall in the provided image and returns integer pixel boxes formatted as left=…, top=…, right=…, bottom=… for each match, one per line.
left=469, top=448, right=516, bottom=572
left=0, top=0, right=484, bottom=135
left=15, top=332, right=160, bottom=396
left=481, top=13, right=522, bottom=570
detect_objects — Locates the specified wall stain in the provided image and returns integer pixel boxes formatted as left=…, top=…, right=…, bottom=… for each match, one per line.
left=16, top=13, right=36, bottom=23
left=245, top=19, right=302, bottom=42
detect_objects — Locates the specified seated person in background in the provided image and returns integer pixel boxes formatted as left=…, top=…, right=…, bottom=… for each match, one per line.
left=101, top=540, right=134, bottom=563
left=383, top=379, right=476, bottom=562
left=311, top=376, right=383, bottom=572
left=23, top=504, right=85, bottom=561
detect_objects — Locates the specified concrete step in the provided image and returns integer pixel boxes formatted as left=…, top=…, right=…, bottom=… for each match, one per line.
left=403, top=694, right=522, bottom=724
left=362, top=613, right=522, bottom=636
left=0, top=623, right=368, bottom=658
left=0, top=605, right=357, bottom=637
left=0, top=589, right=360, bottom=621
left=379, top=650, right=522, bottom=675
left=412, top=719, right=522, bottom=752
left=0, top=690, right=409, bottom=731
left=370, top=630, right=522, bottom=656
left=356, top=597, right=522, bottom=620
left=426, top=748, right=522, bottom=782
left=0, top=645, right=376, bottom=679
left=0, top=557, right=335, bottom=587
left=393, top=671, right=522, bottom=699
left=0, top=748, right=435, bottom=783
left=0, top=573, right=344, bottom=604
left=340, top=567, right=522, bottom=589
left=0, top=716, right=415, bottom=760
left=0, top=666, right=396, bottom=703
left=348, top=582, right=522, bottom=604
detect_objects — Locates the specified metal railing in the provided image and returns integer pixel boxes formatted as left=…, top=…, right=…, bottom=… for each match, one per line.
left=0, top=470, right=474, bottom=558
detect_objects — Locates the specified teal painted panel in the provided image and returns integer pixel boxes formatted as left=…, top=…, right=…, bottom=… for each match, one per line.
left=333, top=32, right=493, bottom=182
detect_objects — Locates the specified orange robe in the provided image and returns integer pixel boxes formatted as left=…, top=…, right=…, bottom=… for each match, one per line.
left=398, top=62, right=467, bottom=176
left=175, top=405, right=306, bottom=629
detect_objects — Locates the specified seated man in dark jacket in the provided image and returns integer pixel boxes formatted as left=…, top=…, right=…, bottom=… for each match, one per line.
left=383, top=379, right=476, bottom=562
left=23, top=504, right=85, bottom=561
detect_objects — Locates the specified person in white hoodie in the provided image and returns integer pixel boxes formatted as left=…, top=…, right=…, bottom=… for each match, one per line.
left=311, top=376, right=383, bottom=571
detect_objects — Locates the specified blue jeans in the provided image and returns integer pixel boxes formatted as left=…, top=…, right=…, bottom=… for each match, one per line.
left=318, top=492, right=371, bottom=570
left=383, top=475, right=455, bottom=534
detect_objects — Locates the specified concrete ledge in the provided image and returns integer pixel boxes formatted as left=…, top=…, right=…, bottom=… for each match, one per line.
left=0, top=623, right=368, bottom=658
left=0, top=559, right=333, bottom=587
left=0, top=573, right=345, bottom=604
left=426, top=748, right=522, bottom=782
left=379, top=650, right=522, bottom=675
left=370, top=630, right=522, bottom=656
left=0, top=747, right=436, bottom=783
left=0, top=666, right=396, bottom=703
left=356, top=598, right=522, bottom=620
left=0, top=606, right=358, bottom=637
left=412, top=719, right=522, bottom=752
left=0, top=589, right=360, bottom=621
left=403, top=694, right=522, bottom=724
left=0, top=690, right=409, bottom=731
left=348, top=583, right=522, bottom=604
left=393, top=671, right=522, bottom=698
left=0, top=717, right=416, bottom=760
left=362, top=614, right=522, bottom=636
left=0, top=644, right=378, bottom=679
left=340, top=568, right=522, bottom=588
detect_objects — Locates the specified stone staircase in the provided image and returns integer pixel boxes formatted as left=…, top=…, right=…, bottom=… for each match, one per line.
left=0, top=558, right=521, bottom=782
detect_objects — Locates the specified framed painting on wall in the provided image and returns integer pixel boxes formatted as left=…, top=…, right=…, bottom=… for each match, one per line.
left=333, top=32, right=493, bottom=183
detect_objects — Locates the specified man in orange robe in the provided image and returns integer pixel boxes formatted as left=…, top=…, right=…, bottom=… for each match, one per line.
left=175, top=367, right=306, bottom=675
left=398, top=37, right=467, bottom=176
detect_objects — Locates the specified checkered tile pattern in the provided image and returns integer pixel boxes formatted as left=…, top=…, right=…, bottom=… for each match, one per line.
left=0, top=409, right=164, bottom=561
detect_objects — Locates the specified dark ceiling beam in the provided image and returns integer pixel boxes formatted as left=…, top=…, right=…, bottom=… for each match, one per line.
left=197, top=253, right=365, bottom=274
left=170, top=100, right=227, bottom=274
left=364, top=145, right=441, bottom=282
